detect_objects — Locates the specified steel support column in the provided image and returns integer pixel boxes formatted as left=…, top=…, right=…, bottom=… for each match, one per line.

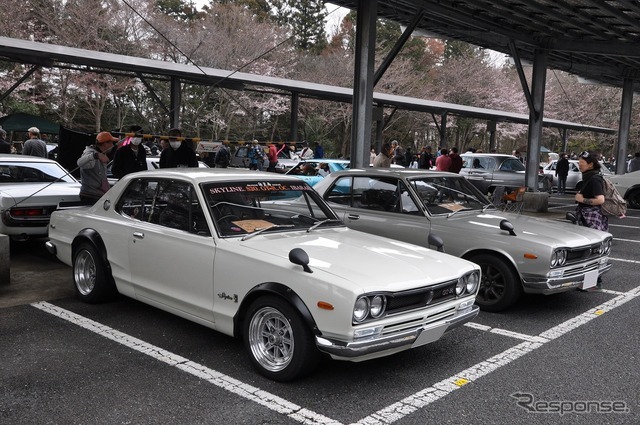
left=290, top=92, right=299, bottom=142
left=350, top=0, right=377, bottom=168
left=561, top=128, right=568, bottom=154
left=170, top=77, right=181, bottom=129
left=615, top=78, right=633, bottom=175
left=525, top=49, right=548, bottom=192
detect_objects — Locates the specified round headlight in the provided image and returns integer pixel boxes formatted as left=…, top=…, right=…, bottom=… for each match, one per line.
left=456, top=277, right=466, bottom=295
left=551, top=252, right=558, bottom=267
left=466, top=272, right=480, bottom=294
left=369, top=295, right=386, bottom=318
left=602, top=239, right=612, bottom=255
left=557, top=249, right=567, bottom=266
left=353, top=297, right=369, bottom=322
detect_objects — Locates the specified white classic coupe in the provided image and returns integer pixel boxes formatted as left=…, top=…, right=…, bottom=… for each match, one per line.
left=46, top=168, right=481, bottom=381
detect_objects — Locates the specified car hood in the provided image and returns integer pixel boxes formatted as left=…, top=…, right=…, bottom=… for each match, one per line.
left=0, top=183, right=81, bottom=207
left=443, top=210, right=609, bottom=246
left=240, top=227, right=477, bottom=292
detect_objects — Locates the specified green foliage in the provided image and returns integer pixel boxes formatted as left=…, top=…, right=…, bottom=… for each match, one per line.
left=267, top=0, right=327, bottom=53
left=156, top=0, right=202, bottom=21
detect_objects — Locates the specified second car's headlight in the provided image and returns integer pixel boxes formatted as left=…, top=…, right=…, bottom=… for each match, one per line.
left=370, top=295, right=386, bottom=318
left=551, top=249, right=567, bottom=267
left=456, top=278, right=466, bottom=295
left=601, top=238, right=612, bottom=255
left=353, top=294, right=387, bottom=323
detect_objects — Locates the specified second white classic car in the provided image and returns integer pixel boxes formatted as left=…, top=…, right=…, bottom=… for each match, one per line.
left=46, top=168, right=481, bottom=381
left=313, top=168, right=613, bottom=312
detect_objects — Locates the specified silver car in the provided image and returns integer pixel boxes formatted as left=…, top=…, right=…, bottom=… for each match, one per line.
left=314, top=168, right=613, bottom=312
left=459, top=153, right=552, bottom=194
left=542, top=159, right=612, bottom=192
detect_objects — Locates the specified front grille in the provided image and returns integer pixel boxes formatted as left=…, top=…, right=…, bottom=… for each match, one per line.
left=566, top=242, right=603, bottom=264
left=386, top=279, right=458, bottom=316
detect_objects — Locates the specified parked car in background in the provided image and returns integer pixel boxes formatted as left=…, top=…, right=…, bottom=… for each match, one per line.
left=0, top=154, right=80, bottom=241
left=230, top=145, right=298, bottom=172
left=313, top=168, right=613, bottom=312
left=459, top=153, right=552, bottom=194
left=45, top=168, right=481, bottom=381
left=542, top=159, right=612, bottom=192
left=608, top=170, right=640, bottom=208
left=285, top=159, right=350, bottom=186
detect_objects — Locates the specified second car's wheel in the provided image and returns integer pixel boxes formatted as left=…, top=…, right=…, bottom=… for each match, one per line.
left=244, top=295, right=319, bottom=382
left=469, top=254, right=522, bottom=312
left=626, top=188, right=640, bottom=209
left=73, top=242, right=117, bottom=304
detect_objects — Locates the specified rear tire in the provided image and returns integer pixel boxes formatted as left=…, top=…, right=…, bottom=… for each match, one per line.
left=72, top=242, right=117, bottom=303
left=470, top=254, right=522, bottom=312
left=244, top=295, right=319, bottom=382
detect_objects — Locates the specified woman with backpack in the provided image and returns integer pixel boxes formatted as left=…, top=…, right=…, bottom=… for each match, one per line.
left=575, top=150, right=608, bottom=232
left=575, top=150, right=607, bottom=291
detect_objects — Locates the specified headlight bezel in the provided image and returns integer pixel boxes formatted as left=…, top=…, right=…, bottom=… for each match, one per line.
left=551, top=248, right=568, bottom=268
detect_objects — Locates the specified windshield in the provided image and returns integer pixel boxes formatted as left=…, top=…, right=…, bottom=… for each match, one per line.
left=202, top=180, right=342, bottom=237
left=408, top=176, right=490, bottom=215
left=0, top=162, right=77, bottom=183
left=499, top=158, right=526, bottom=172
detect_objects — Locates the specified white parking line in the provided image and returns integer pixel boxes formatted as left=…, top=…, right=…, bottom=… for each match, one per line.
left=609, top=224, right=640, bottom=229
left=31, top=285, right=640, bottom=425
left=610, top=257, right=640, bottom=263
left=30, top=301, right=340, bottom=425
left=613, top=238, right=640, bottom=243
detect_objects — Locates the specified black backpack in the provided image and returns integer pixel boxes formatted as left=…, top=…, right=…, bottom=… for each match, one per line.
left=215, top=146, right=230, bottom=166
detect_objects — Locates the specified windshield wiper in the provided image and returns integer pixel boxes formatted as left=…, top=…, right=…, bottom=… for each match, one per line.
left=241, top=224, right=294, bottom=241
left=307, top=219, right=343, bottom=232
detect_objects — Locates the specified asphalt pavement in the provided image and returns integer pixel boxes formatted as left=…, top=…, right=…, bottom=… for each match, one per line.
left=2, top=193, right=639, bottom=424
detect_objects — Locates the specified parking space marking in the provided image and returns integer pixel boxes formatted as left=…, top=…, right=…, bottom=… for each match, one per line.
left=30, top=301, right=341, bottom=425
left=464, top=323, right=547, bottom=343
left=612, top=238, right=640, bottom=243
left=610, top=257, right=640, bottom=263
left=31, top=285, right=640, bottom=425
left=355, top=287, right=640, bottom=425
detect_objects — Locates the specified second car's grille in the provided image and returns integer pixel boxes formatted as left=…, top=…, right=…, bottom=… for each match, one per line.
left=566, top=242, right=603, bottom=264
left=386, top=280, right=458, bottom=315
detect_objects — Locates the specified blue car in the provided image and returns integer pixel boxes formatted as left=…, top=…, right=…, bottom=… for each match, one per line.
left=284, top=159, right=350, bottom=186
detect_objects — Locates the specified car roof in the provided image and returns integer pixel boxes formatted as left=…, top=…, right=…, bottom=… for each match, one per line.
left=329, top=168, right=458, bottom=178
left=297, top=159, right=349, bottom=164
left=460, top=153, right=516, bottom=158
left=0, top=154, right=58, bottom=163
left=120, top=167, right=306, bottom=185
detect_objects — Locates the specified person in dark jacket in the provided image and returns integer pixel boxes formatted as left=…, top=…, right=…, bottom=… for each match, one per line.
left=555, top=153, right=570, bottom=194
left=448, top=147, right=463, bottom=173
left=0, top=128, right=11, bottom=153
left=159, top=128, right=197, bottom=168
left=77, top=132, right=118, bottom=204
left=111, top=128, right=148, bottom=178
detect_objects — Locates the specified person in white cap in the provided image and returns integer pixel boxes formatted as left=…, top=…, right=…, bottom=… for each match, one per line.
left=22, top=127, right=47, bottom=157
left=77, top=131, right=118, bottom=204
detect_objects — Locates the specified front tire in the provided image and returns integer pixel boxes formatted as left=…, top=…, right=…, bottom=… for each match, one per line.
left=72, top=242, right=117, bottom=303
left=470, top=254, right=522, bottom=312
left=626, top=188, right=640, bottom=209
left=244, top=296, right=319, bottom=382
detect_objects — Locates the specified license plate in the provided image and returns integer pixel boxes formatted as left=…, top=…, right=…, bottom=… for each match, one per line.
left=581, top=269, right=598, bottom=289
left=411, top=323, right=448, bottom=348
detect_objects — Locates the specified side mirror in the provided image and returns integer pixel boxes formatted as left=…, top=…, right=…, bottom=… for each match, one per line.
left=428, top=233, right=445, bottom=252
left=499, top=219, right=517, bottom=236
left=289, top=248, right=312, bottom=273
left=566, top=212, right=577, bottom=224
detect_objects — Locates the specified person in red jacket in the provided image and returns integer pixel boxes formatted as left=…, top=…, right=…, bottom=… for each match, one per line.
left=267, top=142, right=278, bottom=172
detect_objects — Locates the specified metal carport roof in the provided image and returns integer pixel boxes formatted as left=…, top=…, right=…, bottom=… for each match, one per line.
left=0, top=36, right=614, bottom=134
left=328, top=0, right=640, bottom=91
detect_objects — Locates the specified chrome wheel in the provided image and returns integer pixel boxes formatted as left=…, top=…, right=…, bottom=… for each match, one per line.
left=248, top=306, right=294, bottom=373
left=74, top=248, right=96, bottom=296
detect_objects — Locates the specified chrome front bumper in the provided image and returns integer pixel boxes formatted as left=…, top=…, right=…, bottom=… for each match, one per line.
left=522, top=259, right=612, bottom=295
left=315, top=304, right=479, bottom=360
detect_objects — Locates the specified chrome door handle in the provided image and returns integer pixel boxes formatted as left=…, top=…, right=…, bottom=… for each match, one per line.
left=133, top=232, right=144, bottom=239
left=347, top=214, right=360, bottom=220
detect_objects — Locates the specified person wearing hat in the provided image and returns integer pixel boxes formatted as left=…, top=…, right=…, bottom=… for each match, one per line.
left=159, top=128, right=198, bottom=168
left=77, top=131, right=118, bottom=204
left=111, top=126, right=148, bottom=178
left=22, top=127, right=47, bottom=157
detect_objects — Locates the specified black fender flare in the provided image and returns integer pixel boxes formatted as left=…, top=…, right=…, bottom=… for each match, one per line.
left=234, top=282, right=320, bottom=338
left=72, top=228, right=112, bottom=276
